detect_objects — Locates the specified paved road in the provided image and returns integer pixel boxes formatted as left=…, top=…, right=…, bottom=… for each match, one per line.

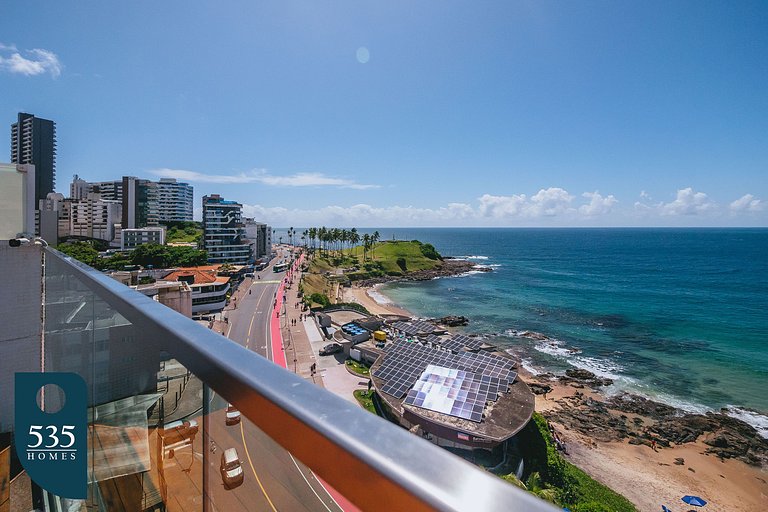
left=204, top=256, right=343, bottom=512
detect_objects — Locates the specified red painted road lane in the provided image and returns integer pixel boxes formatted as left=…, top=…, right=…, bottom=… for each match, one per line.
left=269, top=253, right=361, bottom=512
left=270, top=278, right=287, bottom=368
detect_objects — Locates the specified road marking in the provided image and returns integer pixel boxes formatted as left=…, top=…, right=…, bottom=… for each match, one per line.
left=288, top=453, right=336, bottom=512
left=236, top=273, right=340, bottom=512
left=253, top=280, right=281, bottom=284
left=246, top=314, right=255, bottom=348
left=240, top=421, right=278, bottom=512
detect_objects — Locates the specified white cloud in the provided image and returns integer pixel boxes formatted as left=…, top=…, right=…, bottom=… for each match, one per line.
left=0, top=44, right=62, bottom=77
left=579, top=191, right=618, bottom=216
left=660, top=187, right=717, bottom=216
left=241, top=202, right=476, bottom=227
left=729, top=194, right=763, bottom=213
left=477, top=193, right=528, bottom=218
left=188, top=184, right=764, bottom=227
left=149, top=168, right=379, bottom=189
left=478, top=187, right=574, bottom=218
left=529, top=187, right=575, bottom=216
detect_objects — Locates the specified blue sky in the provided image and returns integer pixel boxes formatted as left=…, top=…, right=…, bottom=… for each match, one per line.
left=1, top=1, right=766, bottom=227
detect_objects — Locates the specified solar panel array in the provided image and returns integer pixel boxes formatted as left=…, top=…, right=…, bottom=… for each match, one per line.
left=391, top=320, right=435, bottom=336
left=440, top=334, right=485, bottom=352
left=403, top=365, right=507, bottom=422
left=374, top=340, right=517, bottom=401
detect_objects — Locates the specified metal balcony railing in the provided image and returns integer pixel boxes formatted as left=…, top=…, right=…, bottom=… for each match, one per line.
left=42, top=247, right=555, bottom=512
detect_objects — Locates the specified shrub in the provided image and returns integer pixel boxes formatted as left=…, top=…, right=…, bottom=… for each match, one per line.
left=308, top=293, right=331, bottom=307
left=321, top=302, right=370, bottom=315
left=419, top=242, right=442, bottom=260
left=571, top=502, right=614, bottom=512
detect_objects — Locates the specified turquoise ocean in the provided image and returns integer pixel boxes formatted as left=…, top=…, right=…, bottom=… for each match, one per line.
left=353, top=228, right=768, bottom=437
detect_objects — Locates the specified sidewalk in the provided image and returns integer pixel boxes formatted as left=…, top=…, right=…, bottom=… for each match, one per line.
left=279, top=254, right=368, bottom=399
left=278, top=253, right=323, bottom=386
left=272, top=252, right=363, bottom=512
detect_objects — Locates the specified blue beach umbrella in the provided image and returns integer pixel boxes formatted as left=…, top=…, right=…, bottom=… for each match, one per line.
left=662, top=506, right=672, bottom=512
left=682, top=495, right=708, bottom=507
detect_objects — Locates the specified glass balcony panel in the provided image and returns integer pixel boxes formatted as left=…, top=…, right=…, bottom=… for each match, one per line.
left=32, top=248, right=554, bottom=512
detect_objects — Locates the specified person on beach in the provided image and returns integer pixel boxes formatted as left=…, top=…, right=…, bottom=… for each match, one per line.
left=651, top=438, right=657, bottom=451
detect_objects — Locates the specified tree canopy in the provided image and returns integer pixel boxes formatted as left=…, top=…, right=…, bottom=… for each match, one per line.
left=57, top=242, right=208, bottom=271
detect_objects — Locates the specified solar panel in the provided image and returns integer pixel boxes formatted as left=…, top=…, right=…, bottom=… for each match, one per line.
left=440, top=334, right=486, bottom=352
left=403, top=364, right=507, bottom=423
left=410, top=320, right=435, bottom=333
left=391, top=320, right=436, bottom=335
left=374, top=340, right=516, bottom=402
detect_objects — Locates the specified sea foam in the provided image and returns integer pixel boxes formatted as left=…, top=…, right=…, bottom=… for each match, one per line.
left=367, top=286, right=392, bottom=305
left=724, top=406, right=768, bottom=439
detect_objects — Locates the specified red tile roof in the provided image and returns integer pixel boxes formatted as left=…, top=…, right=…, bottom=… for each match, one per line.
left=164, top=267, right=229, bottom=285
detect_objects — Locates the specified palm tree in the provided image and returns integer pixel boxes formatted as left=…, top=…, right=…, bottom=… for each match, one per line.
left=318, top=227, right=327, bottom=255
left=350, top=229, right=360, bottom=261
left=371, top=230, right=380, bottom=260
left=331, top=228, right=341, bottom=256
left=362, top=233, right=371, bottom=261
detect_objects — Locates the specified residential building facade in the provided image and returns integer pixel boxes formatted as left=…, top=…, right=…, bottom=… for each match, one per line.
left=202, top=194, right=250, bottom=264
left=38, top=192, right=66, bottom=244
left=69, top=193, right=122, bottom=241
left=121, top=227, right=166, bottom=250
left=122, top=176, right=159, bottom=229
left=157, top=178, right=194, bottom=222
left=10, top=113, right=56, bottom=203
left=163, top=267, right=231, bottom=314
left=243, top=218, right=272, bottom=261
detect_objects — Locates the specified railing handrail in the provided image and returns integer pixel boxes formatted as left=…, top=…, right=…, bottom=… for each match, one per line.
left=46, top=248, right=556, bottom=512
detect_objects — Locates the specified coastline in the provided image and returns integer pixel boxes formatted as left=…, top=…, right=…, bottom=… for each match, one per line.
left=343, top=282, right=768, bottom=512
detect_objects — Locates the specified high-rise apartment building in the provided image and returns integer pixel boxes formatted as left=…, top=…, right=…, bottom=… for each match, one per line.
left=202, top=194, right=250, bottom=264
left=11, top=113, right=56, bottom=203
left=38, top=192, right=66, bottom=244
left=69, top=192, right=122, bottom=241
left=244, top=218, right=272, bottom=261
left=157, top=178, right=194, bottom=222
left=89, top=179, right=123, bottom=202
left=122, top=176, right=159, bottom=229
left=70, top=174, right=89, bottom=200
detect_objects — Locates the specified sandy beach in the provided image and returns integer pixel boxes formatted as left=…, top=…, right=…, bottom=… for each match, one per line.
left=342, top=283, right=768, bottom=512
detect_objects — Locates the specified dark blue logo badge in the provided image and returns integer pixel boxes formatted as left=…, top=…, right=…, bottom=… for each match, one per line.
left=15, top=373, right=87, bottom=499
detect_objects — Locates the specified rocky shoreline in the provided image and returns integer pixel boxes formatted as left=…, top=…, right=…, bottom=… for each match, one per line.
left=356, top=258, right=490, bottom=287
left=526, top=370, right=768, bottom=468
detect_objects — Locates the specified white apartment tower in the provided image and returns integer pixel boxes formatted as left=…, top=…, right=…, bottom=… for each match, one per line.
left=202, top=194, right=250, bottom=264
left=157, top=178, right=193, bottom=222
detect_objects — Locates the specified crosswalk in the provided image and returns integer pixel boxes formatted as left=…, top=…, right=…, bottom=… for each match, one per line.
left=251, top=280, right=281, bottom=284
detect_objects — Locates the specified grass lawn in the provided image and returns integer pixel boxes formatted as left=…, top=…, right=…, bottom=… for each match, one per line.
left=346, top=240, right=441, bottom=274
left=353, top=390, right=377, bottom=414
left=302, top=240, right=443, bottom=306
left=345, top=359, right=371, bottom=376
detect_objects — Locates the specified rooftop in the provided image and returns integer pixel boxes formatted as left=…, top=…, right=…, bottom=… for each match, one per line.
left=164, top=267, right=229, bottom=285
left=371, top=339, right=535, bottom=442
